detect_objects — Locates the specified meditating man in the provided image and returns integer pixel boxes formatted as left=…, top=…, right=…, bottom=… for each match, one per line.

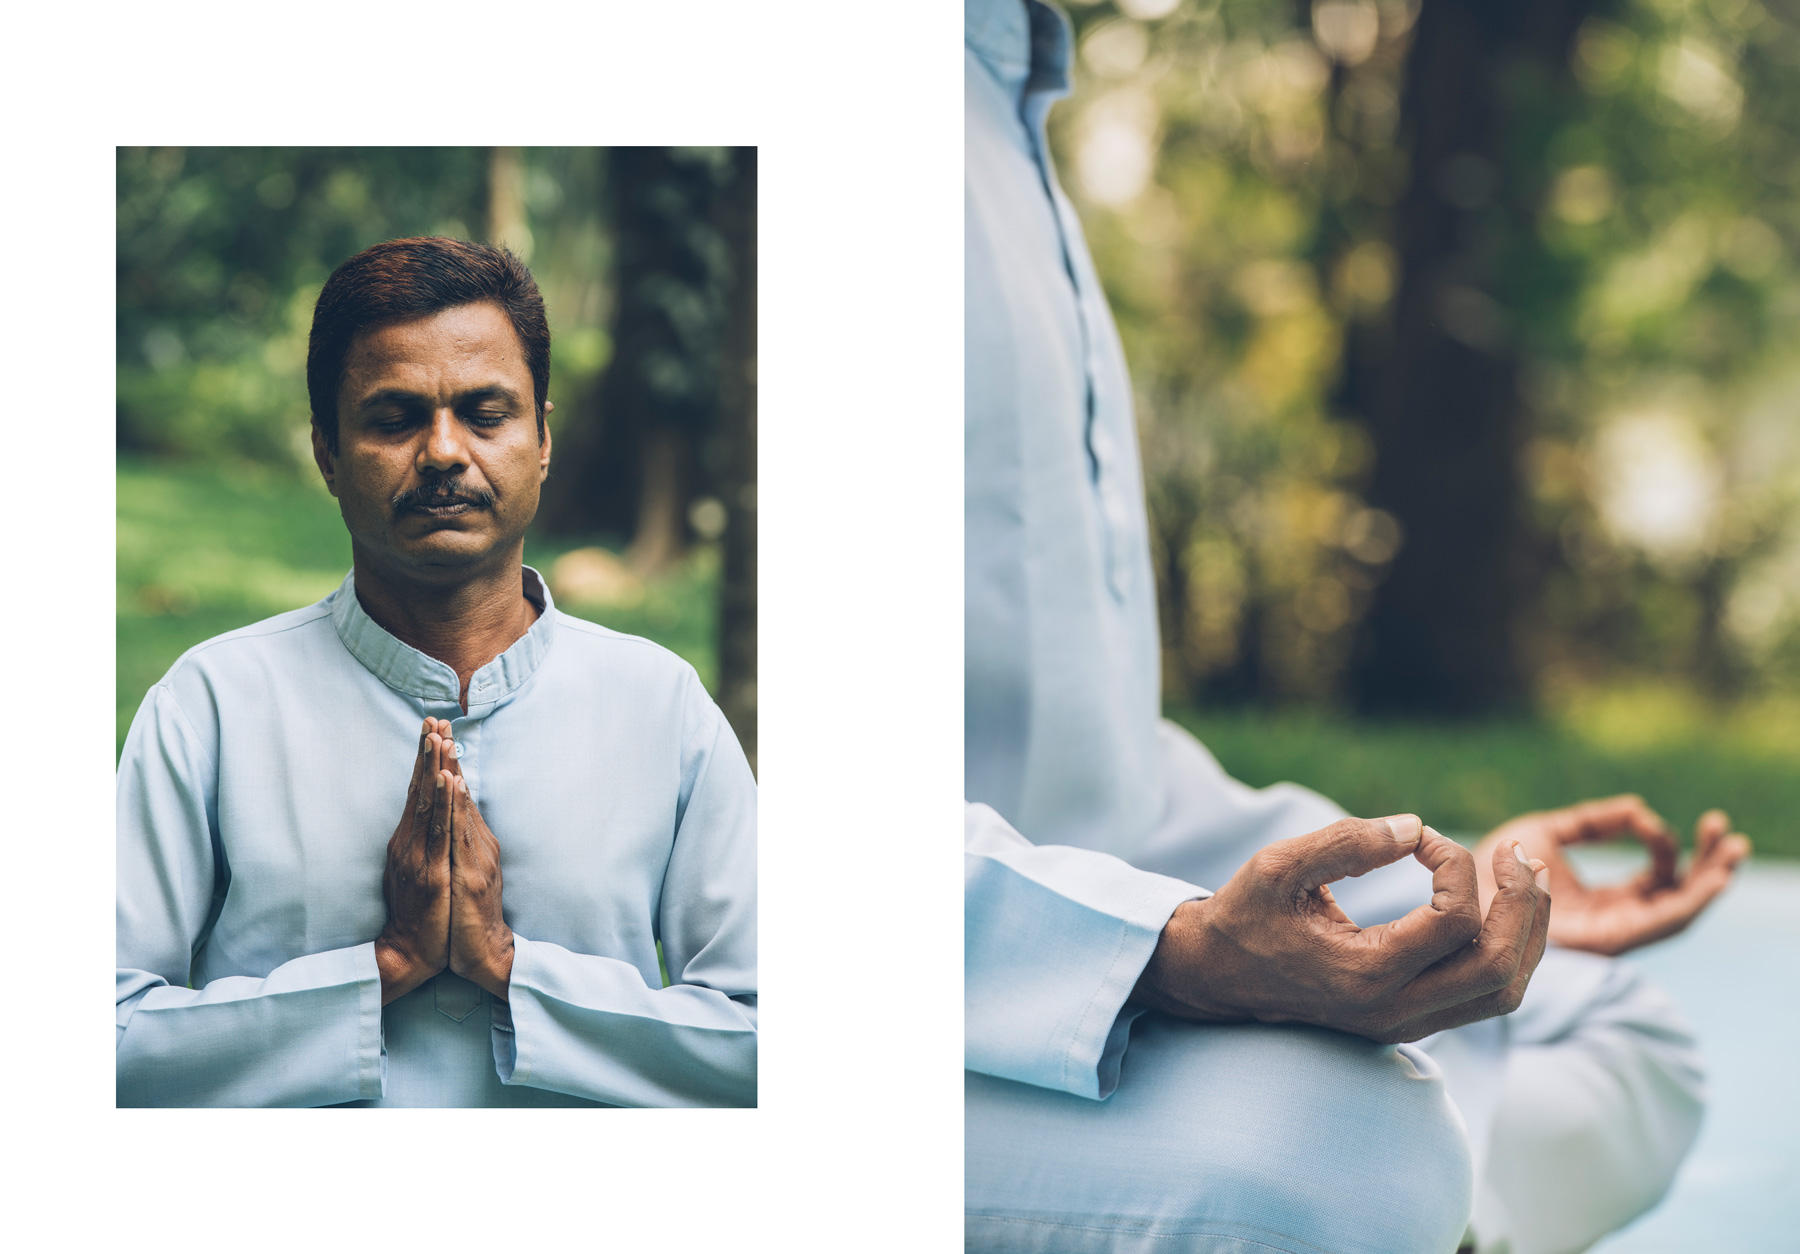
left=963, top=2, right=1747, bottom=1249
left=117, top=237, right=757, bottom=1107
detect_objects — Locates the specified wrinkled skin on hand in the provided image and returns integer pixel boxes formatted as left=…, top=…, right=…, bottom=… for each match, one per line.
left=375, top=719, right=455, bottom=1004
left=373, top=717, right=518, bottom=1003
left=1131, top=816, right=1554, bottom=1044
left=1474, top=795, right=1750, bottom=957
left=444, top=755, right=515, bottom=999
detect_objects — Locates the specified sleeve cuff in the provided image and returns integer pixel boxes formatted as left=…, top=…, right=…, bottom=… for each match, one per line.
left=489, top=932, right=757, bottom=1106
left=490, top=934, right=527, bottom=1085
left=965, top=810, right=1206, bottom=1100
left=351, top=941, right=386, bottom=1101
left=116, top=940, right=386, bottom=1107
left=1072, top=873, right=1207, bottom=1099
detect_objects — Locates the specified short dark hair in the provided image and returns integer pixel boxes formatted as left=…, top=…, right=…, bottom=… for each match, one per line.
left=307, top=237, right=551, bottom=452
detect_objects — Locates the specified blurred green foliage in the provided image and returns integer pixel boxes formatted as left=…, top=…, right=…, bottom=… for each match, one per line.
left=117, top=458, right=717, bottom=756
left=116, top=146, right=753, bottom=765
left=118, top=147, right=613, bottom=470
left=1172, top=699, right=1800, bottom=858
left=1055, top=0, right=1800, bottom=706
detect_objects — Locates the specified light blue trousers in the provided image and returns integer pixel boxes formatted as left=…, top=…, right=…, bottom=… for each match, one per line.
left=967, top=1016, right=1475, bottom=1254
left=966, top=951, right=1704, bottom=1254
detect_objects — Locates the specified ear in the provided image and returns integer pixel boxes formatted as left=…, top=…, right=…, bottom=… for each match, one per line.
left=539, top=401, right=554, bottom=482
left=310, top=421, right=340, bottom=497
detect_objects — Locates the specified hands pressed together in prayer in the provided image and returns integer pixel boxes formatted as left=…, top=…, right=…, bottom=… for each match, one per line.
left=374, top=718, right=515, bottom=1005
left=1131, top=798, right=1748, bottom=1044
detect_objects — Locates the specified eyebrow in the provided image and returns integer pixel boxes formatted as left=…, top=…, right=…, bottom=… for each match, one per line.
left=355, top=384, right=526, bottom=411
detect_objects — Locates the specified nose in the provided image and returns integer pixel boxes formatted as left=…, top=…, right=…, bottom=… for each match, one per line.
left=418, top=407, right=469, bottom=474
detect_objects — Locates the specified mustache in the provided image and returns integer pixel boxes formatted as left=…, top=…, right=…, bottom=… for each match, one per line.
left=391, top=480, right=497, bottom=512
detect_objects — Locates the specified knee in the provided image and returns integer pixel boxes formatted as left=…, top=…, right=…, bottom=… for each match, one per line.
left=1161, top=1023, right=1474, bottom=1253
left=1481, top=969, right=1706, bottom=1253
left=967, top=1018, right=1475, bottom=1254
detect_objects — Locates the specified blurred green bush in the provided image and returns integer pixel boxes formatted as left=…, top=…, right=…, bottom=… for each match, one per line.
left=117, top=147, right=612, bottom=470
left=1173, top=699, right=1799, bottom=859
left=1056, top=0, right=1800, bottom=708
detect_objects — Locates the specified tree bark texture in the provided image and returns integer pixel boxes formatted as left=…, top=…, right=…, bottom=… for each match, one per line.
left=1350, top=0, right=1600, bottom=716
left=715, top=149, right=757, bottom=766
left=540, top=148, right=729, bottom=558
left=487, top=146, right=532, bottom=261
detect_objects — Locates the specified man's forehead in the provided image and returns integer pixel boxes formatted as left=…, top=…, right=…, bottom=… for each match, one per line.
left=341, top=302, right=528, bottom=398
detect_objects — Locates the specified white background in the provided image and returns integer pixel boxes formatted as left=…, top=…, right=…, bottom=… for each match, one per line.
left=7, top=3, right=963, bottom=1245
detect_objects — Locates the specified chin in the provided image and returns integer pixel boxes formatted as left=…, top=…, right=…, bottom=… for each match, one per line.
left=396, top=532, right=505, bottom=573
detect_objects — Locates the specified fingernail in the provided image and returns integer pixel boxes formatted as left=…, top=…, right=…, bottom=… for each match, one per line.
left=1382, top=814, right=1422, bottom=843
left=1534, top=866, right=1551, bottom=893
left=1423, top=825, right=1444, bottom=841
left=1514, top=842, right=1531, bottom=865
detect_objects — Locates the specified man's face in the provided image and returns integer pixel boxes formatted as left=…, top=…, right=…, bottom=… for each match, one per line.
left=314, top=301, right=551, bottom=584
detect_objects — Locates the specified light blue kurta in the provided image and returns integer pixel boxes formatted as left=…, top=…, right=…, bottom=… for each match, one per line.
left=964, top=0, right=1202, bottom=1102
left=117, top=566, right=756, bottom=1107
left=963, top=4, right=1704, bottom=1249
left=961, top=0, right=1471, bottom=1104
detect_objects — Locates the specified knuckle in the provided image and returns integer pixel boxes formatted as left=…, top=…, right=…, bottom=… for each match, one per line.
left=1481, top=945, right=1519, bottom=989
left=1248, top=848, right=1293, bottom=883
left=1448, top=900, right=1483, bottom=941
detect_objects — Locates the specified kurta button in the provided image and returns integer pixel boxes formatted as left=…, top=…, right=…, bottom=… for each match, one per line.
left=453, top=740, right=464, bottom=758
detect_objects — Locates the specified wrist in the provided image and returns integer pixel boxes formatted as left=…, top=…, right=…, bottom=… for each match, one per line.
left=457, top=928, right=516, bottom=1001
left=1129, top=897, right=1241, bottom=1022
left=375, top=935, right=436, bottom=1005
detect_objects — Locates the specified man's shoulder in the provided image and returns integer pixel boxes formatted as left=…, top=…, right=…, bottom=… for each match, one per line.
left=549, top=609, right=703, bottom=687
left=158, top=600, right=339, bottom=686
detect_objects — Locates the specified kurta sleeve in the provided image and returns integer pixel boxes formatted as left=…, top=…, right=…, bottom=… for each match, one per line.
left=116, top=684, right=385, bottom=1107
left=493, top=676, right=757, bottom=1107
left=965, top=802, right=1206, bottom=1100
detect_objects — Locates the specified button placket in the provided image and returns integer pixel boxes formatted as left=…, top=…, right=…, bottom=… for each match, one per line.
left=448, top=716, right=481, bottom=804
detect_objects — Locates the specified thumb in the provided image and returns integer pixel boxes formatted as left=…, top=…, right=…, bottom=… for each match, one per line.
left=1275, top=815, right=1424, bottom=891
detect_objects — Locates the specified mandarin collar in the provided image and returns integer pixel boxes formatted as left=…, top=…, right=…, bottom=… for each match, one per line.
left=330, top=564, right=556, bottom=717
left=966, top=0, right=1071, bottom=107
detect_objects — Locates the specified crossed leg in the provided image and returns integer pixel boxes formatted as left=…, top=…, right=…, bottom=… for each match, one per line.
left=967, top=1014, right=1476, bottom=1254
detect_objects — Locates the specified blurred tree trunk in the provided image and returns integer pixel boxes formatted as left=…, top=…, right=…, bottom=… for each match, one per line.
left=541, top=148, right=726, bottom=566
left=1349, top=0, right=1599, bottom=717
left=487, top=146, right=533, bottom=260
left=715, top=149, right=757, bottom=765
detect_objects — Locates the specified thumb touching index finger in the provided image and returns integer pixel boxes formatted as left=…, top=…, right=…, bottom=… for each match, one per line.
left=1351, top=827, right=1482, bottom=973
left=1278, top=814, right=1424, bottom=891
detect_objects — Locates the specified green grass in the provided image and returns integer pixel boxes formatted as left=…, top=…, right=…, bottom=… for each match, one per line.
left=117, top=458, right=717, bottom=755
left=1170, top=703, right=1800, bottom=860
